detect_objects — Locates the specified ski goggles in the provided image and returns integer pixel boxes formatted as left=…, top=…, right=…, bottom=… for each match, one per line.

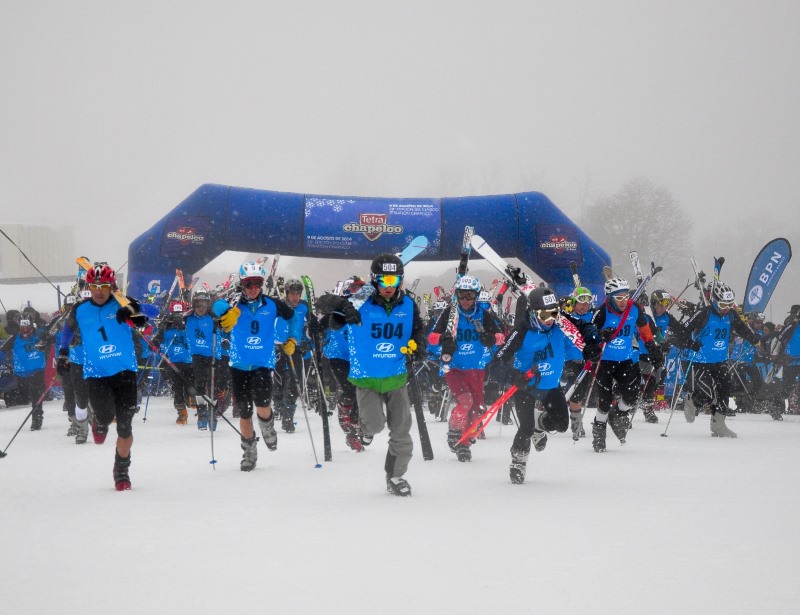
left=536, top=308, right=559, bottom=323
left=374, top=274, right=402, bottom=288
left=715, top=300, right=735, bottom=310
left=242, top=279, right=263, bottom=289
left=612, top=292, right=631, bottom=302
left=88, top=283, right=112, bottom=290
left=574, top=294, right=593, bottom=304
left=456, top=290, right=477, bottom=300
left=655, top=298, right=671, bottom=306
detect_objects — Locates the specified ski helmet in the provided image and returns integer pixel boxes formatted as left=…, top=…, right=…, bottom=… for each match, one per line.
left=169, top=300, right=185, bottom=313
left=572, top=286, right=593, bottom=304
left=239, top=261, right=265, bottom=281
left=192, top=291, right=210, bottom=305
left=454, top=276, right=481, bottom=294
left=604, top=277, right=630, bottom=296
left=712, top=282, right=735, bottom=304
left=527, top=287, right=559, bottom=311
left=748, top=311, right=765, bottom=322
left=18, top=318, right=34, bottom=335
left=650, top=289, right=671, bottom=306
left=371, top=253, right=404, bottom=276
left=86, top=263, right=116, bottom=285
left=284, top=277, right=304, bottom=293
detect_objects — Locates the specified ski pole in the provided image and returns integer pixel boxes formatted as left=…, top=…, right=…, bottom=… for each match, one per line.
left=0, top=373, right=59, bottom=458
left=288, top=355, right=322, bottom=468
left=662, top=354, right=695, bottom=437
left=208, top=329, right=218, bottom=469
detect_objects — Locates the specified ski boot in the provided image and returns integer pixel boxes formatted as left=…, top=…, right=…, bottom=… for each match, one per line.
left=455, top=443, right=472, bottom=462
left=67, top=417, right=78, bottom=437
left=683, top=395, right=698, bottom=423
left=197, top=404, right=209, bottom=430
left=642, top=403, right=659, bottom=423
left=30, top=408, right=43, bottom=431
left=75, top=418, right=89, bottom=445
left=608, top=409, right=630, bottom=444
left=92, top=420, right=108, bottom=444
left=240, top=435, right=258, bottom=471
left=113, top=451, right=132, bottom=491
left=258, top=414, right=278, bottom=451
left=447, top=428, right=461, bottom=453
left=710, top=411, right=737, bottom=438
left=281, top=404, right=296, bottom=433
left=176, top=407, right=188, bottom=425
left=592, top=420, right=607, bottom=453
left=509, top=447, right=530, bottom=484
left=360, top=431, right=374, bottom=447
left=532, top=430, right=548, bottom=452
left=386, top=475, right=412, bottom=497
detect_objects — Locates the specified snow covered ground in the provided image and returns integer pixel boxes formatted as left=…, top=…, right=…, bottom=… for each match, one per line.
left=2, top=396, right=799, bottom=615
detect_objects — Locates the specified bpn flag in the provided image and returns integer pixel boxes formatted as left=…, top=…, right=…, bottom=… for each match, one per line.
left=743, top=238, right=792, bottom=313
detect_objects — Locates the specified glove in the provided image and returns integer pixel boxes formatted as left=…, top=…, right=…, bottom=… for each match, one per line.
left=283, top=338, right=297, bottom=356
left=440, top=333, right=457, bottom=359
left=401, top=339, right=424, bottom=360
left=688, top=339, right=703, bottom=352
left=342, top=302, right=362, bottom=325
left=583, top=343, right=603, bottom=363
left=298, top=339, right=312, bottom=354
left=220, top=338, right=231, bottom=350
left=599, top=328, right=615, bottom=343
left=219, top=306, right=241, bottom=332
left=116, top=305, right=135, bottom=324
left=480, top=331, right=495, bottom=347
left=56, top=356, right=71, bottom=376
left=509, top=368, right=536, bottom=389
left=645, top=340, right=664, bottom=370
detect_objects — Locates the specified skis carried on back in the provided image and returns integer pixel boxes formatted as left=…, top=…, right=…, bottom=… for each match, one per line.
left=690, top=257, right=708, bottom=307
left=440, top=226, right=474, bottom=367
left=397, top=235, right=429, bottom=265
left=300, top=275, right=332, bottom=463
left=570, top=261, right=581, bottom=288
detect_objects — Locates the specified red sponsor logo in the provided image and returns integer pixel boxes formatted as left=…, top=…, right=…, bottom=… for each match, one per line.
left=342, top=213, right=403, bottom=241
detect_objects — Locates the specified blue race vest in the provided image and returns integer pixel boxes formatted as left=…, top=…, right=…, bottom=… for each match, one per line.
left=347, top=296, right=414, bottom=380
left=601, top=306, right=638, bottom=362
left=229, top=298, right=282, bottom=370
left=185, top=313, right=215, bottom=357
left=693, top=311, right=731, bottom=364
left=12, top=334, right=45, bottom=376
left=512, top=324, right=567, bottom=390
left=74, top=298, right=138, bottom=378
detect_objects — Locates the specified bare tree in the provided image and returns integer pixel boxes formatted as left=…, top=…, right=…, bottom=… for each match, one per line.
left=581, top=177, right=693, bottom=288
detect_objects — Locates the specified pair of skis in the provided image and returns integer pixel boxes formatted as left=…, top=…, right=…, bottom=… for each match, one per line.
left=440, top=226, right=474, bottom=367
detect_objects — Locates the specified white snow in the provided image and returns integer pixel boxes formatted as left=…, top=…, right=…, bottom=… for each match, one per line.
left=2, top=398, right=799, bottom=615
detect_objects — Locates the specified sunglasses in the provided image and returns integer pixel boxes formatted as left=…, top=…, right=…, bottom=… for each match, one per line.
left=575, top=295, right=593, bottom=304
left=375, top=274, right=402, bottom=288
left=242, top=280, right=263, bottom=289
left=89, top=283, right=112, bottom=290
left=536, top=308, right=559, bottom=323
left=612, top=293, right=631, bottom=302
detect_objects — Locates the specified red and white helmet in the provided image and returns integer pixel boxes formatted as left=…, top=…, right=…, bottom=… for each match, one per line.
left=86, top=263, right=116, bottom=285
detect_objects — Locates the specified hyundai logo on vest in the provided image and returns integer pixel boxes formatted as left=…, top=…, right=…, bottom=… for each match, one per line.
left=99, top=344, right=117, bottom=354
left=376, top=342, right=394, bottom=352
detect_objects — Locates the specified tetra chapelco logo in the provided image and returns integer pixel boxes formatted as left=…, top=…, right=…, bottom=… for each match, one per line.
left=343, top=213, right=403, bottom=241
left=540, top=235, right=578, bottom=255
left=167, top=226, right=206, bottom=246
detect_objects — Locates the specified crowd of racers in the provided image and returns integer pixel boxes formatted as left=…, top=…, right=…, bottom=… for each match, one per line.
left=1, top=256, right=799, bottom=492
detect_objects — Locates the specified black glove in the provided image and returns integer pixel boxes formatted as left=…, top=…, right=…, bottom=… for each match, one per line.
left=480, top=331, right=495, bottom=347
left=645, top=340, right=664, bottom=370
left=342, top=302, right=362, bottom=325
left=583, top=343, right=603, bottom=363
left=56, top=356, right=71, bottom=376
left=509, top=368, right=533, bottom=389
left=688, top=339, right=703, bottom=352
left=599, top=328, right=615, bottom=343
left=116, top=305, right=134, bottom=324
left=440, top=333, right=457, bottom=359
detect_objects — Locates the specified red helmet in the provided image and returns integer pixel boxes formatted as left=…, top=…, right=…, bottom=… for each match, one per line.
left=86, top=263, right=116, bottom=285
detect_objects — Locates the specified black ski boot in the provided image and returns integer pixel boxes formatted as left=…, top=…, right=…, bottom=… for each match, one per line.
left=30, top=408, right=43, bottom=431
left=608, top=409, right=630, bottom=444
left=509, top=447, right=530, bottom=484
left=113, top=451, right=132, bottom=491
left=447, top=428, right=461, bottom=453
left=455, top=444, right=472, bottom=462
left=592, top=420, right=607, bottom=453
left=281, top=404, right=296, bottom=433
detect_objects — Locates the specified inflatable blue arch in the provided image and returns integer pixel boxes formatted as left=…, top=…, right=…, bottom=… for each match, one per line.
left=127, top=184, right=610, bottom=302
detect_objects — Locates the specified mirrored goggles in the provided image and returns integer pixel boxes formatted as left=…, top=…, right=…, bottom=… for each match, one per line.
left=655, top=298, right=671, bottom=306
left=88, top=283, right=112, bottom=290
left=375, top=274, right=402, bottom=288
left=536, top=308, right=559, bottom=323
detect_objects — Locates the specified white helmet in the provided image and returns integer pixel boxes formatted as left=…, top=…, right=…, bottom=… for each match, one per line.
left=454, top=276, right=481, bottom=293
left=604, top=277, right=630, bottom=296
left=712, top=282, right=735, bottom=304
left=239, top=261, right=265, bottom=280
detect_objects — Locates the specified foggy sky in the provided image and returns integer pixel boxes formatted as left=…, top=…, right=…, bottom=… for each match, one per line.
left=1, top=1, right=798, bottom=317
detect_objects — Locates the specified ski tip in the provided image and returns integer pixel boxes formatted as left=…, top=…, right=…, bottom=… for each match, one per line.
left=314, top=463, right=323, bottom=469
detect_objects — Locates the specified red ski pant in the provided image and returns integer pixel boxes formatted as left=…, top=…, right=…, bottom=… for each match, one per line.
left=444, top=368, right=485, bottom=431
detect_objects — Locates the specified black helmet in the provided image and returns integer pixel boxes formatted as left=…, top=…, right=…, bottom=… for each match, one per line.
left=527, top=287, right=559, bottom=311
left=370, top=253, right=404, bottom=276
left=651, top=289, right=670, bottom=305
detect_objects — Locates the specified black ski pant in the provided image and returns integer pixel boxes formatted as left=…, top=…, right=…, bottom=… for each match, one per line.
left=18, top=370, right=45, bottom=415
left=272, top=351, right=302, bottom=410
left=169, top=362, right=196, bottom=410
left=191, top=354, right=213, bottom=404
left=595, top=359, right=639, bottom=416
left=690, top=361, right=730, bottom=415
left=511, top=387, right=568, bottom=454
left=327, top=357, right=359, bottom=425
left=87, top=370, right=137, bottom=439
